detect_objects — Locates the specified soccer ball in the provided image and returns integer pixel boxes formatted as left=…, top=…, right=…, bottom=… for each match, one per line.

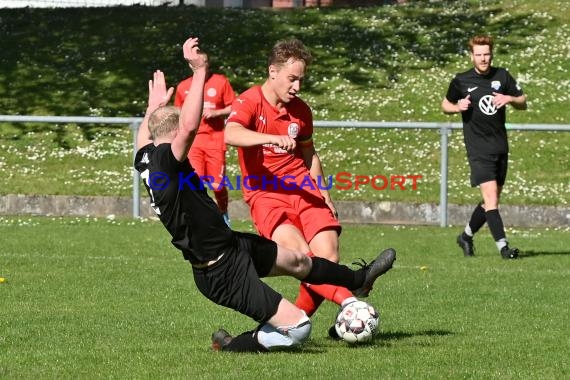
left=334, top=301, right=379, bottom=344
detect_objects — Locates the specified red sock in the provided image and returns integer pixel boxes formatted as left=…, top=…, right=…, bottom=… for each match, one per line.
left=305, top=283, right=353, bottom=306
left=295, top=282, right=324, bottom=317
left=295, top=251, right=354, bottom=314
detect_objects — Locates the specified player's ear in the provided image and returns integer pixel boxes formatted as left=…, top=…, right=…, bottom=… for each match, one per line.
left=268, top=65, right=278, bottom=80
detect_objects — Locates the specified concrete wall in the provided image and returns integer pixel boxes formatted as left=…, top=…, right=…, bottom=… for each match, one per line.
left=1, top=194, right=568, bottom=227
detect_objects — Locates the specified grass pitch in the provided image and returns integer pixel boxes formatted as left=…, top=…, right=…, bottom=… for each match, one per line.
left=1, top=217, right=569, bottom=379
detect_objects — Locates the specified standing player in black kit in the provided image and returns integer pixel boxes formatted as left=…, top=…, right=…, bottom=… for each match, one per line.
left=441, top=35, right=527, bottom=259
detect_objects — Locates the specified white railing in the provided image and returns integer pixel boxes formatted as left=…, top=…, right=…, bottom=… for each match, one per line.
left=1, top=114, right=569, bottom=226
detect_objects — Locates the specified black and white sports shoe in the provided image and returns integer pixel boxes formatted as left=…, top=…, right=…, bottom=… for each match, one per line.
left=211, top=329, right=233, bottom=351
left=352, top=248, right=396, bottom=298
left=456, top=233, right=475, bottom=257
left=500, top=246, right=519, bottom=259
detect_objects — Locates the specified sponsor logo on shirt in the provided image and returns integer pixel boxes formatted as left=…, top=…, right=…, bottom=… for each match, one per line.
left=479, top=95, right=498, bottom=115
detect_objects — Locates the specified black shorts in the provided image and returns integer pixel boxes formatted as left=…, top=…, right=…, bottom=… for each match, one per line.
left=468, top=154, right=508, bottom=187
left=191, top=232, right=282, bottom=323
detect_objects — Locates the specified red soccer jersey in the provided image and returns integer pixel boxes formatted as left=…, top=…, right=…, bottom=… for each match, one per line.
left=174, top=73, right=235, bottom=150
left=226, top=86, right=314, bottom=202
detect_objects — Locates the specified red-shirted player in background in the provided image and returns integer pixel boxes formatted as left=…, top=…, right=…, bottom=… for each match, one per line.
left=225, top=38, right=396, bottom=338
left=174, top=59, right=236, bottom=226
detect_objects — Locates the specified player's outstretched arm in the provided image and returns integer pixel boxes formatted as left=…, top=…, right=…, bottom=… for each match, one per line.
left=225, top=122, right=297, bottom=152
left=171, top=37, right=208, bottom=162
left=136, top=70, right=174, bottom=151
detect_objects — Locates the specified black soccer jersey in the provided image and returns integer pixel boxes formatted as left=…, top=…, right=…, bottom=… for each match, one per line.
left=445, top=67, right=524, bottom=156
left=134, top=143, right=235, bottom=264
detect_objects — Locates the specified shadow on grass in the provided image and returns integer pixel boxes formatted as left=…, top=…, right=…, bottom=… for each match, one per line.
left=519, top=250, right=570, bottom=258
left=304, top=328, right=454, bottom=352
left=379, top=329, right=452, bottom=340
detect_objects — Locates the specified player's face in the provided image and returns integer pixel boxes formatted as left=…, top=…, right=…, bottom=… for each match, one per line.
left=270, top=59, right=306, bottom=104
left=470, top=44, right=493, bottom=74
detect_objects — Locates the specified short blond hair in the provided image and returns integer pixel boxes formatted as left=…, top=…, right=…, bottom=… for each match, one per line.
left=148, top=106, right=179, bottom=140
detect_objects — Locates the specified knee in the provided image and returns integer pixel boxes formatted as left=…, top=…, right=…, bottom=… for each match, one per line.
left=293, top=252, right=312, bottom=276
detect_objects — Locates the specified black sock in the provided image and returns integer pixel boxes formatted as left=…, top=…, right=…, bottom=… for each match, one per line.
left=302, top=257, right=363, bottom=290
left=485, top=209, right=506, bottom=242
left=469, top=202, right=487, bottom=234
left=224, top=330, right=268, bottom=353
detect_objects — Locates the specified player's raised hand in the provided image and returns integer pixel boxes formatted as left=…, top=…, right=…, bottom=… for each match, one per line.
left=183, top=37, right=208, bottom=72
left=148, top=70, right=174, bottom=111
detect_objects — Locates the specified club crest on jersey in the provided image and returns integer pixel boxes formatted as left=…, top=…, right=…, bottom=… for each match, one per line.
left=491, top=81, right=501, bottom=91
left=206, top=87, right=217, bottom=97
left=288, top=123, right=300, bottom=138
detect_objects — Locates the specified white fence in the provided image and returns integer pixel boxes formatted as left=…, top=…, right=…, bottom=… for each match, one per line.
left=1, top=114, right=569, bottom=226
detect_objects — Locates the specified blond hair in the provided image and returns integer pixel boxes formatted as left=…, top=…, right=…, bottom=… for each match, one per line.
left=148, top=106, right=179, bottom=140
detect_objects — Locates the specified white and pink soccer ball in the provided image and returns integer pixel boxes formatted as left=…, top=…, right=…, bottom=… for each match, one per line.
left=334, top=301, right=380, bottom=344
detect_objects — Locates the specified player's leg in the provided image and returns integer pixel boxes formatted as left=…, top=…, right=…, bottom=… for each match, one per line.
left=209, top=234, right=312, bottom=352
left=481, top=180, right=517, bottom=258
left=213, top=299, right=312, bottom=353
left=301, top=200, right=395, bottom=299
left=480, top=155, right=518, bottom=259
left=457, top=201, right=486, bottom=256
left=457, top=156, right=490, bottom=257
left=188, top=145, right=206, bottom=179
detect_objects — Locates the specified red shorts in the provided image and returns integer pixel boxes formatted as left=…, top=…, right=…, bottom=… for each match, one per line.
left=249, top=189, right=341, bottom=243
left=189, top=146, right=226, bottom=189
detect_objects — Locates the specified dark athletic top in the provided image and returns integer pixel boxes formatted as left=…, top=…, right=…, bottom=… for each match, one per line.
left=134, top=143, right=235, bottom=264
left=445, top=67, right=524, bottom=156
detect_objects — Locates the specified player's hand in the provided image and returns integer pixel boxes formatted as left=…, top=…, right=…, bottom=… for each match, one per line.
left=271, top=135, right=296, bottom=153
left=457, top=95, right=471, bottom=111
left=183, top=37, right=208, bottom=72
left=147, top=70, right=174, bottom=111
left=202, top=108, right=217, bottom=120
left=492, top=92, right=511, bottom=109
left=326, top=199, right=339, bottom=219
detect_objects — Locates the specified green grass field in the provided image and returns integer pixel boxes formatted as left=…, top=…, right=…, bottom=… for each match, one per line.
left=0, top=0, right=569, bottom=205
left=1, top=217, right=569, bottom=379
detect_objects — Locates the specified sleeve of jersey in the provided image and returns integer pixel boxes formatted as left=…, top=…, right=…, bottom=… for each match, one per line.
left=297, top=106, right=314, bottom=148
left=227, top=96, right=255, bottom=130
left=133, top=144, right=151, bottom=172
left=445, top=77, right=462, bottom=103
left=504, top=71, right=524, bottom=97
left=222, top=78, right=236, bottom=106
